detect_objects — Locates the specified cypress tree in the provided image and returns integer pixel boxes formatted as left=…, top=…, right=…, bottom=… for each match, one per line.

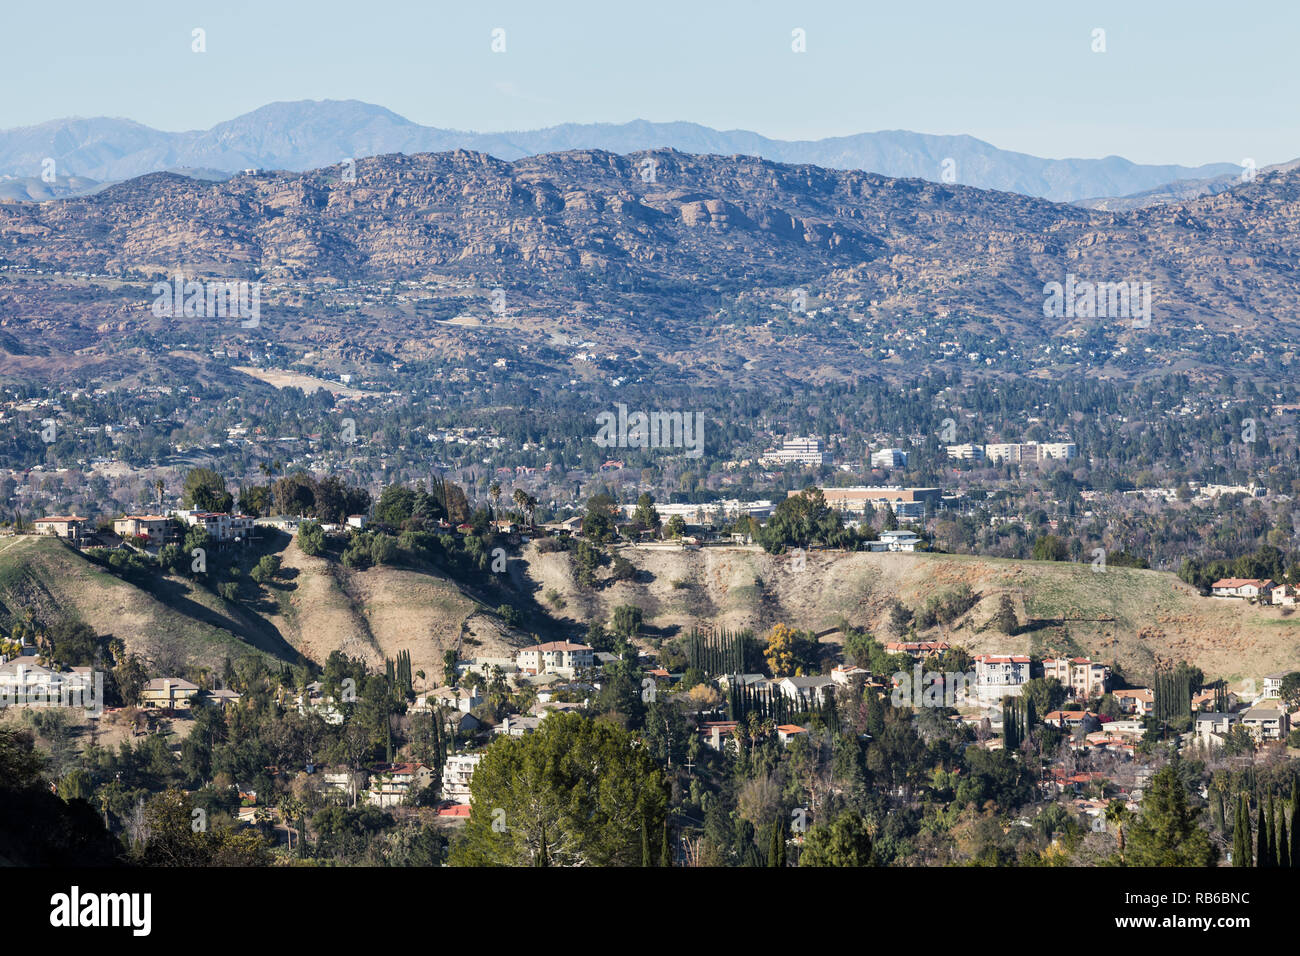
left=1257, top=806, right=1269, bottom=867
left=641, top=821, right=651, bottom=867
left=1269, top=795, right=1279, bottom=867
left=1290, top=778, right=1300, bottom=867
left=1280, top=814, right=1291, bottom=868
left=1233, top=794, right=1249, bottom=867
left=661, top=818, right=672, bottom=867
left=769, top=816, right=785, bottom=866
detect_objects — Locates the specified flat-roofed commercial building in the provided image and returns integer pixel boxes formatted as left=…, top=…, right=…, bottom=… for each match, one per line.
left=807, top=486, right=941, bottom=518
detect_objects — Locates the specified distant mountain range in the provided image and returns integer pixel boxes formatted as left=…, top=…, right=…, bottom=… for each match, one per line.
left=0, top=99, right=1249, bottom=205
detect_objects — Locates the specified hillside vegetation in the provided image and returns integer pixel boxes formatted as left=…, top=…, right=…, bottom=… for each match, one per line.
left=522, top=542, right=1300, bottom=687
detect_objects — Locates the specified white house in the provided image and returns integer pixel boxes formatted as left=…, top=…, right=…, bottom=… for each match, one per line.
left=873, top=530, right=920, bottom=552
left=973, top=654, right=1031, bottom=703
left=776, top=675, right=835, bottom=704
left=1242, top=706, right=1289, bottom=741
left=441, top=753, right=483, bottom=802
left=1210, top=578, right=1274, bottom=600
left=516, top=641, right=594, bottom=677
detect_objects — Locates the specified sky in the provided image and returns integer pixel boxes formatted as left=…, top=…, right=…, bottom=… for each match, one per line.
left=3, top=0, right=1297, bottom=166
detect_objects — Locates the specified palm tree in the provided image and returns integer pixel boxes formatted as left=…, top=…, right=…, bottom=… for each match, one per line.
left=1105, top=799, right=1133, bottom=862
left=489, top=482, right=502, bottom=522
left=524, top=494, right=537, bottom=530
left=512, top=488, right=528, bottom=523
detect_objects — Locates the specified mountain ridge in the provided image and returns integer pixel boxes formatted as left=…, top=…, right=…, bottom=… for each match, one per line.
left=0, top=98, right=1247, bottom=204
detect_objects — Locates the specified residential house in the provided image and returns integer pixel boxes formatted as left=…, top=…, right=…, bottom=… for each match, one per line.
left=1262, top=671, right=1293, bottom=699
left=33, top=515, right=88, bottom=541
left=973, top=654, right=1031, bottom=703
left=366, top=763, right=434, bottom=807
left=113, top=515, right=173, bottom=542
left=869, top=530, right=921, bottom=552
left=496, top=714, right=543, bottom=736
left=776, top=675, right=835, bottom=704
left=417, top=686, right=482, bottom=714
left=1043, top=710, right=1098, bottom=730
left=700, top=721, right=740, bottom=751
left=441, top=753, right=483, bottom=802
left=1191, top=687, right=1239, bottom=712
left=1041, top=657, right=1110, bottom=698
left=1195, top=711, right=1242, bottom=745
left=516, top=641, right=594, bottom=677
left=1112, top=688, right=1154, bottom=717
left=776, top=724, right=808, bottom=746
left=1242, top=706, right=1290, bottom=741
left=174, top=509, right=255, bottom=544
left=831, top=664, right=870, bottom=686
left=140, top=677, right=200, bottom=710
left=885, top=640, right=950, bottom=660
left=203, top=688, right=243, bottom=710
left=1210, top=578, right=1275, bottom=600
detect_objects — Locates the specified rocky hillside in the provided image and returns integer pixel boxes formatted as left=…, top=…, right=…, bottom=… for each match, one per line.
left=4, top=148, right=1300, bottom=349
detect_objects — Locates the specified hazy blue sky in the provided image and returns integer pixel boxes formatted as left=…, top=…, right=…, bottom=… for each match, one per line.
left=4, top=0, right=1296, bottom=166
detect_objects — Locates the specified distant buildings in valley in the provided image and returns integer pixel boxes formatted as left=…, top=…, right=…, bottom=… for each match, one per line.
left=760, top=436, right=830, bottom=467
left=802, top=485, right=942, bottom=519
left=947, top=442, right=1077, bottom=463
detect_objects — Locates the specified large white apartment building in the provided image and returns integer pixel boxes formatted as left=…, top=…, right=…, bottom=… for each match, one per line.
left=760, top=436, right=830, bottom=467
left=983, top=442, right=1077, bottom=465
left=870, top=448, right=909, bottom=468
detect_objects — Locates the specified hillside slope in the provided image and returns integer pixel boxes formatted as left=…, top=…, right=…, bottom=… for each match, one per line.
left=522, top=542, right=1300, bottom=688
left=0, top=535, right=290, bottom=671
left=262, top=536, right=532, bottom=689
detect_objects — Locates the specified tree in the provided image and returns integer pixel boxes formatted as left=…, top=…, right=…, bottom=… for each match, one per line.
left=665, top=515, right=686, bottom=539
left=798, top=811, right=874, bottom=866
left=582, top=494, right=619, bottom=543
left=1123, top=765, right=1218, bottom=866
left=1233, top=793, right=1252, bottom=867
left=1280, top=672, right=1300, bottom=711
left=611, top=605, right=643, bottom=642
left=297, top=520, right=326, bottom=557
left=992, top=594, right=1018, bottom=635
left=632, top=493, right=660, bottom=531
left=1104, top=799, right=1132, bottom=863
left=448, top=713, right=669, bottom=866
left=763, top=623, right=819, bottom=678
left=1031, top=534, right=1069, bottom=562
left=182, top=468, right=233, bottom=513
